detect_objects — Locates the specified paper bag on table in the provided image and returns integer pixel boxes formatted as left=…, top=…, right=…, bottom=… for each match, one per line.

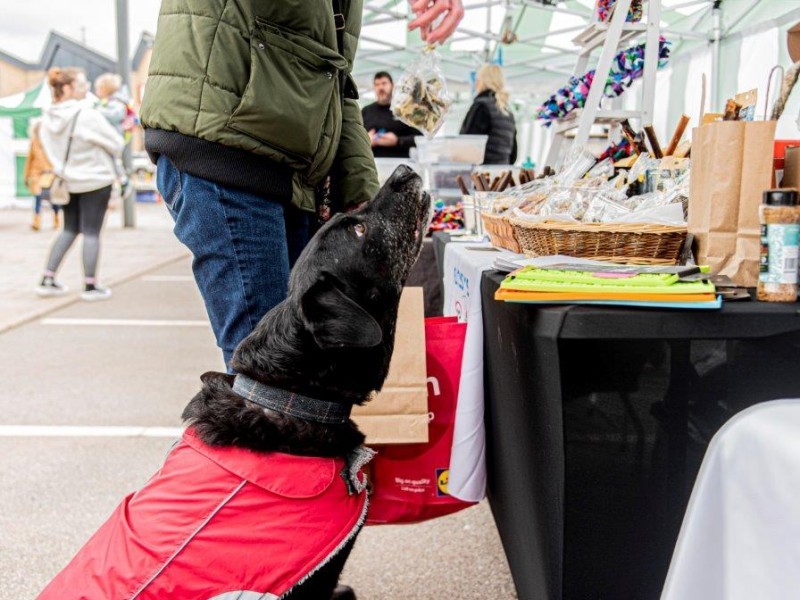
left=351, top=287, right=429, bottom=444
left=689, top=120, right=776, bottom=287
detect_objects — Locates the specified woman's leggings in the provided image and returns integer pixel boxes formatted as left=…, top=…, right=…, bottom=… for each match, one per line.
left=45, top=185, right=112, bottom=279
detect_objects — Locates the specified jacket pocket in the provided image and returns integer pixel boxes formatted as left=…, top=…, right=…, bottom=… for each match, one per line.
left=228, top=19, right=348, bottom=165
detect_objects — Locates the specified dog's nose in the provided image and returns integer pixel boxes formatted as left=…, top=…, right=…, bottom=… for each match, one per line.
left=388, top=165, right=418, bottom=185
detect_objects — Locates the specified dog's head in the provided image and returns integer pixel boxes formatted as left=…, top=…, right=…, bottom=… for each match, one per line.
left=231, top=165, right=431, bottom=403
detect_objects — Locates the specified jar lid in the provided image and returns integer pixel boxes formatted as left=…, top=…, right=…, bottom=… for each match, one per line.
left=763, top=189, right=799, bottom=206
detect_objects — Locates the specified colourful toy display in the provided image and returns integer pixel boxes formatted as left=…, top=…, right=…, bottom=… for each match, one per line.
left=598, top=138, right=633, bottom=161
left=596, top=0, right=643, bottom=24
left=428, top=200, right=465, bottom=232
left=536, top=38, right=671, bottom=125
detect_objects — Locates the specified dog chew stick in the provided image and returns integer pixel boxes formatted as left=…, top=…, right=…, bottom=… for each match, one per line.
left=519, top=170, right=528, bottom=185
left=643, top=125, right=663, bottom=158
left=490, top=176, right=501, bottom=191
left=455, top=175, right=470, bottom=195
left=500, top=171, right=514, bottom=192
left=471, top=173, right=485, bottom=192
left=665, top=115, right=690, bottom=156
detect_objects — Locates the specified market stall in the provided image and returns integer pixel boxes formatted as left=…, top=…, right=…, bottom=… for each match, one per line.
left=382, top=2, right=800, bottom=598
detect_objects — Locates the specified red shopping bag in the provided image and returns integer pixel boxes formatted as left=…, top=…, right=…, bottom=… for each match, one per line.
left=367, top=316, right=476, bottom=525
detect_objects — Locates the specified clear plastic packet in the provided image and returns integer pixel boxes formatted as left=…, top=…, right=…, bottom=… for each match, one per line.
left=583, top=196, right=633, bottom=223
left=626, top=154, right=659, bottom=185
left=585, top=157, right=615, bottom=180
left=391, top=47, right=452, bottom=137
left=538, top=186, right=596, bottom=221
left=555, top=145, right=597, bottom=184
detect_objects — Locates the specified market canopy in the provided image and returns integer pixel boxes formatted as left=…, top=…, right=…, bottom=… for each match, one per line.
left=354, top=1, right=800, bottom=165
left=0, top=80, right=50, bottom=203
left=355, top=0, right=800, bottom=98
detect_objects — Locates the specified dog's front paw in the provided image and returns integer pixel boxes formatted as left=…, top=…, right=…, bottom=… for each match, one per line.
left=331, top=584, right=357, bottom=600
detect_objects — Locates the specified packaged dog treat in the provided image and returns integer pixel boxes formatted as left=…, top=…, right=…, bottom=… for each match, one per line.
left=583, top=195, right=632, bottom=223
left=391, top=47, right=452, bottom=137
left=555, top=146, right=597, bottom=184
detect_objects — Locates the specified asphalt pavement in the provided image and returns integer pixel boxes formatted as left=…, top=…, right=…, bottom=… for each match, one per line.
left=0, top=206, right=517, bottom=599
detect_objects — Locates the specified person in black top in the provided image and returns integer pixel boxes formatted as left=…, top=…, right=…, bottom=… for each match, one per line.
left=361, top=72, right=423, bottom=158
left=460, top=64, right=518, bottom=165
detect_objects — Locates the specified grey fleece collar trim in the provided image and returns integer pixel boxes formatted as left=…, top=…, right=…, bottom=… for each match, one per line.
left=232, top=374, right=351, bottom=425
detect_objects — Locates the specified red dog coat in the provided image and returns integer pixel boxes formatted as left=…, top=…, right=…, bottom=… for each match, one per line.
left=38, top=429, right=370, bottom=599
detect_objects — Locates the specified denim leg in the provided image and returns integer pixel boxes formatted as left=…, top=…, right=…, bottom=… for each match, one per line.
left=157, top=156, right=292, bottom=366
left=285, top=207, right=310, bottom=268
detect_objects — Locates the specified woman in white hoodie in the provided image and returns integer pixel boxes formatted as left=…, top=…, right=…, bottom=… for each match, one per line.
left=36, top=67, right=124, bottom=301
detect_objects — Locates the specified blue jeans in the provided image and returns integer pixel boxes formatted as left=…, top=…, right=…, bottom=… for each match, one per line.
left=156, top=155, right=309, bottom=367
left=34, top=195, right=62, bottom=215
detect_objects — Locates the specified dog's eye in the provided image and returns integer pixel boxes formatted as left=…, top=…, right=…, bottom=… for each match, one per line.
left=353, top=223, right=366, bottom=238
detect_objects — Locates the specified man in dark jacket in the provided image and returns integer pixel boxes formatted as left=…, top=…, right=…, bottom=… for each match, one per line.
left=362, top=72, right=422, bottom=158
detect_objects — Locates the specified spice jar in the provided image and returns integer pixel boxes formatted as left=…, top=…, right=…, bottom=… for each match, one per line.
left=757, top=189, right=800, bottom=302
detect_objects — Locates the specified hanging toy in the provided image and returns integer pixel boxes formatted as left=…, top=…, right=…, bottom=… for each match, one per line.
left=536, top=37, right=671, bottom=125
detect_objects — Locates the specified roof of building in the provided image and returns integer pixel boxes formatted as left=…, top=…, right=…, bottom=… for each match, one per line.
left=0, top=29, right=153, bottom=74
left=0, top=48, right=40, bottom=71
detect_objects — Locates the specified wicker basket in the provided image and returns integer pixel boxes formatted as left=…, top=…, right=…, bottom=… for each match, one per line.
left=481, top=212, right=522, bottom=254
left=510, top=219, right=688, bottom=265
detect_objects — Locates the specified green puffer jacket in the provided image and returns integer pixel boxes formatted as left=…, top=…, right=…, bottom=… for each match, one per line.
left=140, top=0, right=379, bottom=212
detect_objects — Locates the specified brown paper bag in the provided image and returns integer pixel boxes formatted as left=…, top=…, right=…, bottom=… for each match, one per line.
left=689, top=120, right=776, bottom=286
left=351, top=287, right=429, bottom=444
left=781, top=146, right=800, bottom=188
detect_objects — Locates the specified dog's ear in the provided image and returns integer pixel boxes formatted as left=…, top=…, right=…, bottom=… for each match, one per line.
left=300, top=271, right=383, bottom=350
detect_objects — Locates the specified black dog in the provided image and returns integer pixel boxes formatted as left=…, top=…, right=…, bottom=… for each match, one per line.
left=38, top=166, right=431, bottom=600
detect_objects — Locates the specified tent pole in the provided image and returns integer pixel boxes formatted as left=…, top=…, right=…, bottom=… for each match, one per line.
left=710, top=0, right=722, bottom=113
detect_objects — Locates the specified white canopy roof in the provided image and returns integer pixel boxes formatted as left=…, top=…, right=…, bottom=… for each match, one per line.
left=355, top=0, right=800, bottom=97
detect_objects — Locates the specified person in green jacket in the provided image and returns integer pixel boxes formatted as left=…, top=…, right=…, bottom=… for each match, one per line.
left=140, top=0, right=462, bottom=372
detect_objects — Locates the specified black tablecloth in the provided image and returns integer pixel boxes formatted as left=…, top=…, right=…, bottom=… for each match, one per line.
left=480, top=270, right=800, bottom=599
left=406, top=238, right=443, bottom=317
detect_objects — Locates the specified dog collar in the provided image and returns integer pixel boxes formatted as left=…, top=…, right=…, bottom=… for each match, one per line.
left=232, top=374, right=352, bottom=425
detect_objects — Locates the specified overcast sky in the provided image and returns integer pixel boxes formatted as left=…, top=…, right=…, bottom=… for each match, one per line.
left=2, top=1, right=162, bottom=63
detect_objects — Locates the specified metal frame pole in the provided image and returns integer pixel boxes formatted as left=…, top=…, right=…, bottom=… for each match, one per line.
left=710, top=1, right=722, bottom=114
left=116, top=0, right=135, bottom=228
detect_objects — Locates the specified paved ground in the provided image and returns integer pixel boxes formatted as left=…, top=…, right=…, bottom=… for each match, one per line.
left=0, top=202, right=190, bottom=333
left=0, top=205, right=517, bottom=599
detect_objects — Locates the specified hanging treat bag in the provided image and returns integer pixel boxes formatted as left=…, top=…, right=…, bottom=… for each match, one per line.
left=391, top=46, right=452, bottom=137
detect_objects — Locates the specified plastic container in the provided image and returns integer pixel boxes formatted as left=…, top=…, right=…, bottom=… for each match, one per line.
left=757, top=189, right=800, bottom=302
left=414, top=135, right=488, bottom=164
left=427, top=163, right=474, bottom=192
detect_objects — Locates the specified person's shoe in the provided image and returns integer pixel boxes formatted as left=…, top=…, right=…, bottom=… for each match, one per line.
left=53, top=212, right=61, bottom=229
left=81, top=283, right=112, bottom=302
left=36, top=276, right=68, bottom=297
left=31, top=214, right=41, bottom=231
left=331, top=585, right=357, bottom=600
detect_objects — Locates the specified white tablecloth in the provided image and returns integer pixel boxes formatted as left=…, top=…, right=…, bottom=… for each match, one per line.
left=442, top=240, right=499, bottom=502
left=662, top=399, right=800, bottom=600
